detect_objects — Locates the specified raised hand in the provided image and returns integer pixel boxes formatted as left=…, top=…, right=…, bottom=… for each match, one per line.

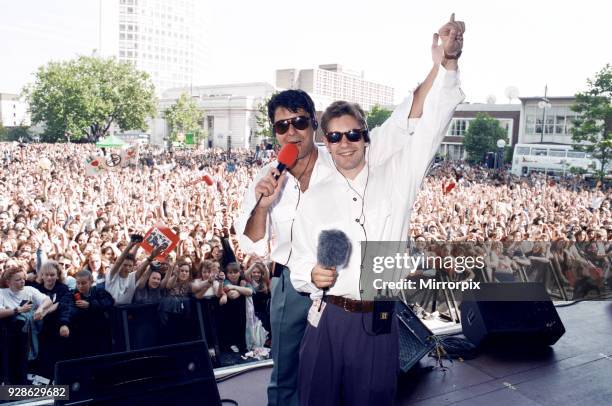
left=437, top=13, right=465, bottom=60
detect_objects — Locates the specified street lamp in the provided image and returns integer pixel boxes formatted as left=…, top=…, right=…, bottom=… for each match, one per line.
left=495, top=139, right=506, bottom=169
left=537, top=85, right=552, bottom=143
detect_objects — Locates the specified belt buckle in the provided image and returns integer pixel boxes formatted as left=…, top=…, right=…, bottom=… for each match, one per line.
left=343, top=298, right=349, bottom=312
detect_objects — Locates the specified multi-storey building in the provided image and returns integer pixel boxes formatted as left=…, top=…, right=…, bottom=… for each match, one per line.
left=276, top=64, right=394, bottom=111
left=101, top=0, right=207, bottom=95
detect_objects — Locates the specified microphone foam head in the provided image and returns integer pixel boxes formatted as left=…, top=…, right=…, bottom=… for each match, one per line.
left=317, top=229, right=352, bottom=269
left=277, top=143, right=299, bottom=168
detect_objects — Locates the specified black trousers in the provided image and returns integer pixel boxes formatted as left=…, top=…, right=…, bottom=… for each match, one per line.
left=3, top=318, right=29, bottom=384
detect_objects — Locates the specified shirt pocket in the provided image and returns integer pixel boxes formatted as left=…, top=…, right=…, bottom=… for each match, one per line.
left=364, top=199, right=392, bottom=239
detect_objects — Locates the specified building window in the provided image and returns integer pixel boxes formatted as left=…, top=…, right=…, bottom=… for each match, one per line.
left=450, top=119, right=468, bottom=136
left=549, top=149, right=566, bottom=157
left=207, top=116, right=214, bottom=134
left=533, top=148, right=548, bottom=156
left=516, top=146, right=530, bottom=156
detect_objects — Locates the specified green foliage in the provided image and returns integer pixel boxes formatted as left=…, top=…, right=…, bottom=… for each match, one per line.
left=164, top=93, right=204, bottom=143
left=569, top=166, right=588, bottom=175
left=366, top=105, right=392, bottom=129
left=23, top=55, right=156, bottom=142
left=0, top=125, right=32, bottom=142
left=255, top=96, right=274, bottom=144
left=462, top=113, right=509, bottom=164
left=571, top=64, right=612, bottom=181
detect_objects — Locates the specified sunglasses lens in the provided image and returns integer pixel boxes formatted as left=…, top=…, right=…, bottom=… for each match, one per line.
left=293, top=116, right=309, bottom=130
left=325, top=132, right=342, bottom=143
left=347, top=130, right=364, bottom=142
left=274, top=116, right=310, bottom=134
left=274, top=121, right=290, bottom=135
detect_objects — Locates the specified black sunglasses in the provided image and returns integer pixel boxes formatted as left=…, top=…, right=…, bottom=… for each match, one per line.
left=273, top=116, right=310, bottom=135
left=324, top=129, right=368, bottom=144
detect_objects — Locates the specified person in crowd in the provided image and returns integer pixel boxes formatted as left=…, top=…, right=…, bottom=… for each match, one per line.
left=132, top=261, right=165, bottom=305
left=69, top=270, right=114, bottom=358
left=245, top=261, right=271, bottom=335
left=31, top=260, right=74, bottom=379
left=215, top=262, right=253, bottom=353
left=105, top=238, right=162, bottom=305
left=0, top=266, right=53, bottom=384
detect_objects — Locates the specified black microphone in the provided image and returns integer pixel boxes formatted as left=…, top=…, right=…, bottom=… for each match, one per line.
left=317, top=229, right=351, bottom=310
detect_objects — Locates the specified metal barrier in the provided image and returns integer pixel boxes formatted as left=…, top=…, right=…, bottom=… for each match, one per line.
left=110, top=298, right=222, bottom=367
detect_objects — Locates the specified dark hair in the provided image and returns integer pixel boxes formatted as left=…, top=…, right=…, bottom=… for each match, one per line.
left=124, top=254, right=136, bottom=262
left=267, top=90, right=317, bottom=125
left=225, top=262, right=245, bottom=285
left=320, top=101, right=369, bottom=142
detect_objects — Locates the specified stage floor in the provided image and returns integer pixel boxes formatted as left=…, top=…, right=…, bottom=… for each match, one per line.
left=218, top=301, right=612, bottom=406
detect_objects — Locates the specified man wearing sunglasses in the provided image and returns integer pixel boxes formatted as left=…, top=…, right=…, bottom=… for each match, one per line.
left=236, top=13, right=464, bottom=406
left=286, top=14, right=465, bottom=406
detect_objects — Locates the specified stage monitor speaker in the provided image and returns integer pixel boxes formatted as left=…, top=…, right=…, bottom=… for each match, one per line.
left=396, top=301, right=436, bottom=373
left=54, top=340, right=220, bottom=406
left=460, top=282, right=565, bottom=347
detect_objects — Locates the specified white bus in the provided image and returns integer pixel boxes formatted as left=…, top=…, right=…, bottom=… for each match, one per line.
left=510, top=143, right=599, bottom=177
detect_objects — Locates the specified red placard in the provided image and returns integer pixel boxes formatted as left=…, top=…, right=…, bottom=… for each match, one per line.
left=141, top=224, right=179, bottom=260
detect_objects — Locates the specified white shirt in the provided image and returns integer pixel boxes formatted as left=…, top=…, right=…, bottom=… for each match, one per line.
left=289, top=66, right=465, bottom=299
left=0, top=286, right=48, bottom=309
left=202, top=280, right=221, bottom=298
left=235, top=95, right=419, bottom=265
left=105, top=271, right=137, bottom=305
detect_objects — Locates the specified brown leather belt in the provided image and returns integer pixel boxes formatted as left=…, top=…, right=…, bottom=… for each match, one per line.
left=324, top=295, right=374, bottom=313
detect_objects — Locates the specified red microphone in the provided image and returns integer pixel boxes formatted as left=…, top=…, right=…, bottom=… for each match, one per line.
left=203, top=174, right=214, bottom=186
left=251, top=143, right=299, bottom=214
left=274, top=143, right=299, bottom=180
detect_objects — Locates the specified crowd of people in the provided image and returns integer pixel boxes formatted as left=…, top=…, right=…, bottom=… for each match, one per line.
left=0, top=141, right=610, bottom=384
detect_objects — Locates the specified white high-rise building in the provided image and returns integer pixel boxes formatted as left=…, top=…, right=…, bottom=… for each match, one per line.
left=101, top=0, right=208, bottom=95
left=276, top=64, right=394, bottom=111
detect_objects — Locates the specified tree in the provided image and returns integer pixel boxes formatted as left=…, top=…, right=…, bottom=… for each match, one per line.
left=571, top=64, right=612, bottom=182
left=164, top=93, right=204, bottom=144
left=0, top=124, right=33, bottom=142
left=366, top=105, right=392, bottom=129
left=255, top=96, right=275, bottom=145
left=24, top=55, right=156, bottom=142
left=462, top=113, right=508, bottom=164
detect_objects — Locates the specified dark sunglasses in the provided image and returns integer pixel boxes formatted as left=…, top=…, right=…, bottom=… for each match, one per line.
left=324, top=129, right=368, bottom=144
left=273, top=116, right=310, bottom=135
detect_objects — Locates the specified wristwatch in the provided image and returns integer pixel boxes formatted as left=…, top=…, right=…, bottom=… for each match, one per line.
left=13, top=307, right=19, bottom=315
left=444, top=50, right=462, bottom=60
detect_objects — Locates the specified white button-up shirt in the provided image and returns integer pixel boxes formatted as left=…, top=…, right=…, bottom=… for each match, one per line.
left=288, top=67, right=465, bottom=299
left=235, top=94, right=420, bottom=265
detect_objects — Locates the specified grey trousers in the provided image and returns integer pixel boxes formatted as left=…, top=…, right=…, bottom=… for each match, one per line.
left=298, top=301, right=399, bottom=406
left=267, top=267, right=312, bottom=406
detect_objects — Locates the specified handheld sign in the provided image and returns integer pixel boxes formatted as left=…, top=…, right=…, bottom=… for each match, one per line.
left=141, top=224, right=179, bottom=260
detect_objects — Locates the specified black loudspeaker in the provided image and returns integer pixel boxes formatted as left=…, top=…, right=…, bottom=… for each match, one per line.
left=460, top=282, right=565, bottom=347
left=396, top=301, right=436, bottom=373
left=54, top=340, right=221, bottom=406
